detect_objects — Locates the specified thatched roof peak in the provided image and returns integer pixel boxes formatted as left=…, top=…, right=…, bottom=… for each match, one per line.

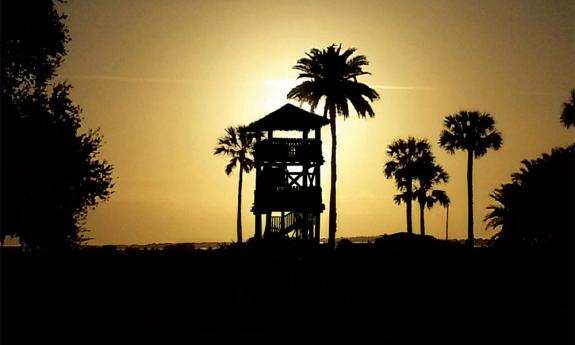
left=247, top=104, right=329, bottom=131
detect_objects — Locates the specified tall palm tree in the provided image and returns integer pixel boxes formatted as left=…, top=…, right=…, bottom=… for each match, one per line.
left=287, top=44, right=379, bottom=248
left=560, top=89, right=574, bottom=128
left=414, top=160, right=449, bottom=236
left=214, top=126, right=256, bottom=244
left=439, top=111, right=502, bottom=247
left=384, top=137, right=433, bottom=233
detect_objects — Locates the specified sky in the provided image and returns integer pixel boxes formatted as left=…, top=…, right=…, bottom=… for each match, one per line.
left=54, top=0, right=574, bottom=245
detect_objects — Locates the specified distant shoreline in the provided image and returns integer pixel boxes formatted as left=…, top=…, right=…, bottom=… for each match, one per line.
left=2, top=235, right=494, bottom=250
left=89, top=236, right=493, bottom=250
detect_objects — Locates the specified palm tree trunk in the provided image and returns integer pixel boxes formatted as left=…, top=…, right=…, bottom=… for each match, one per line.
left=419, top=199, right=425, bottom=236
left=467, top=149, right=474, bottom=248
left=237, top=167, right=243, bottom=244
left=406, top=178, right=413, bottom=234
left=328, top=110, right=337, bottom=248
left=445, top=205, right=449, bottom=240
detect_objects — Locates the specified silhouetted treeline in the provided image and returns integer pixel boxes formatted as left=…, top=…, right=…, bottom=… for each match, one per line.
left=1, top=0, right=114, bottom=250
left=486, top=145, right=575, bottom=248
left=2, top=241, right=572, bottom=344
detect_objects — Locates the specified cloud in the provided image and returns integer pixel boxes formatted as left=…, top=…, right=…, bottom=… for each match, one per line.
left=262, top=80, right=430, bottom=91
left=58, top=76, right=430, bottom=92
left=369, top=85, right=431, bottom=90
left=57, top=74, right=194, bottom=84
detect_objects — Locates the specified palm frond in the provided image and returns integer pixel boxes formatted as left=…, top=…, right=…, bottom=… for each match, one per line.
left=214, top=125, right=257, bottom=176
left=287, top=44, right=379, bottom=121
left=439, top=110, right=503, bottom=158
left=225, top=157, right=238, bottom=175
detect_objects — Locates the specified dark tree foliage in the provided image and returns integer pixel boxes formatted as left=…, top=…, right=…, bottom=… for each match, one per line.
left=485, top=145, right=575, bottom=248
left=1, top=0, right=69, bottom=94
left=383, top=137, right=435, bottom=234
left=560, top=89, right=574, bottom=128
left=1, top=0, right=114, bottom=250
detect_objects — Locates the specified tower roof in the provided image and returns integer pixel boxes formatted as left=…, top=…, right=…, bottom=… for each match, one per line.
left=247, top=104, right=329, bottom=131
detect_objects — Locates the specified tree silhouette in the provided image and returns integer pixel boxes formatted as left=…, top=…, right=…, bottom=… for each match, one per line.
left=1, top=0, right=69, bottom=95
left=384, top=137, right=434, bottom=233
left=560, top=89, right=574, bottom=128
left=287, top=44, right=379, bottom=248
left=214, top=126, right=256, bottom=244
left=439, top=111, right=502, bottom=247
left=414, top=161, right=449, bottom=236
left=485, top=145, right=574, bottom=248
left=1, top=0, right=114, bottom=250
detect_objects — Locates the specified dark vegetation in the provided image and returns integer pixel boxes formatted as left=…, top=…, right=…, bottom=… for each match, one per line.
left=560, top=89, right=574, bottom=128
left=2, top=240, right=573, bottom=344
left=485, top=145, right=575, bottom=248
left=1, top=1, right=573, bottom=343
left=1, top=0, right=114, bottom=250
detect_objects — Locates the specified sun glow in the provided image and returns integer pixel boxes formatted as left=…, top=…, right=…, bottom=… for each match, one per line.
left=259, top=79, right=301, bottom=114
left=54, top=0, right=574, bottom=245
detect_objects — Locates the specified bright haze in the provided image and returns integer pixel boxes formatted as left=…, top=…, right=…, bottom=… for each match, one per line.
left=57, top=0, right=574, bottom=245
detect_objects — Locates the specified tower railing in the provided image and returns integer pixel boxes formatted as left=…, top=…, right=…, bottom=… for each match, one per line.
left=255, top=138, right=323, bottom=163
left=269, top=212, right=315, bottom=236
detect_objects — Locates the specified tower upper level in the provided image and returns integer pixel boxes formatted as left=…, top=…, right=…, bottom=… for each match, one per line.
left=247, top=103, right=329, bottom=132
left=247, top=104, right=329, bottom=165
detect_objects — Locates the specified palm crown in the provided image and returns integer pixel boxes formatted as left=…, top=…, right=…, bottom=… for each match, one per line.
left=214, top=126, right=255, bottom=175
left=439, top=111, right=502, bottom=157
left=287, top=44, right=379, bottom=118
left=384, top=137, right=434, bottom=187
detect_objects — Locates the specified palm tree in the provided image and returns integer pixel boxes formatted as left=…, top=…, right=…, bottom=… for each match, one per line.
left=214, top=126, right=256, bottom=244
left=485, top=145, right=574, bottom=247
left=414, top=160, right=449, bottom=236
left=287, top=44, right=380, bottom=248
left=384, top=137, right=433, bottom=233
left=560, top=89, right=574, bottom=128
left=439, top=111, right=502, bottom=247
left=444, top=196, right=451, bottom=240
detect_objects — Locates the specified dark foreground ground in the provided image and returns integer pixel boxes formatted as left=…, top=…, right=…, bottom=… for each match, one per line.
left=2, top=239, right=573, bottom=344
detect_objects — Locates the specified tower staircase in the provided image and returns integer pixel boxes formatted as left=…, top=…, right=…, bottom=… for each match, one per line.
left=269, top=212, right=314, bottom=237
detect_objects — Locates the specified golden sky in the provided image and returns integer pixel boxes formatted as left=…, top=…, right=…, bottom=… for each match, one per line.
left=56, top=0, right=574, bottom=244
